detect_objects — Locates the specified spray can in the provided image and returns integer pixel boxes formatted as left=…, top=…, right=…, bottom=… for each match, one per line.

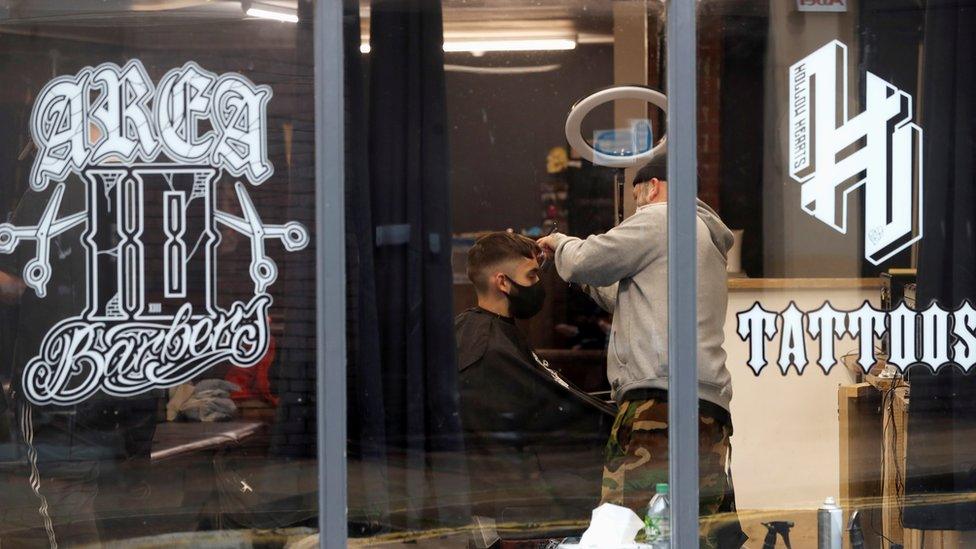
left=817, top=496, right=842, bottom=549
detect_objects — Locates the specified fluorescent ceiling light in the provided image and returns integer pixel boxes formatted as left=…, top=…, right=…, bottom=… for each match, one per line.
left=445, top=63, right=562, bottom=74
left=444, top=38, right=576, bottom=53
left=360, top=38, right=576, bottom=54
left=360, top=18, right=581, bottom=55
left=243, top=1, right=298, bottom=23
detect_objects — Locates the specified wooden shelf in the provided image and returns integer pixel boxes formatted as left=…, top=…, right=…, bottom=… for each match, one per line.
left=729, top=277, right=883, bottom=290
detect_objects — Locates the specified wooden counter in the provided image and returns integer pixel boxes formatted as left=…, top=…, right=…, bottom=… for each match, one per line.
left=728, top=277, right=882, bottom=291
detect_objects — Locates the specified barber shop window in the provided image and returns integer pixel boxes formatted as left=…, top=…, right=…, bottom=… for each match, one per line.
left=345, top=0, right=976, bottom=548
left=703, top=0, right=976, bottom=546
left=0, top=2, right=319, bottom=547
left=4, top=0, right=976, bottom=547
left=346, top=1, right=712, bottom=546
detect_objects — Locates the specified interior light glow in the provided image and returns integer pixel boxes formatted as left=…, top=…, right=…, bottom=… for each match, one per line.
left=442, top=38, right=576, bottom=53
left=360, top=38, right=577, bottom=54
left=243, top=1, right=298, bottom=23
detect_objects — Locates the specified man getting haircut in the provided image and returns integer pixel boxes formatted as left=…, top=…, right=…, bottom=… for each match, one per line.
left=455, top=231, right=611, bottom=529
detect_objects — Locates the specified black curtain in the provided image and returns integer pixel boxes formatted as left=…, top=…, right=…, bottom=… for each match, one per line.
left=343, top=0, right=391, bottom=536
left=345, top=0, right=468, bottom=533
left=904, top=0, right=976, bottom=531
left=718, top=8, right=767, bottom=278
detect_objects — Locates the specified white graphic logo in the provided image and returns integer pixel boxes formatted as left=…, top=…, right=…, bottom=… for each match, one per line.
left=0, top=60, right=308, bottom=406
left=789, top=40, right=923, bottom=265
left=737, top=301, right=976, bottom=376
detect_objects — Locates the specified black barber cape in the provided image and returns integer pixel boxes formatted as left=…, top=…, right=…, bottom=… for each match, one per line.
left=456, top=307, right=612, bottom=528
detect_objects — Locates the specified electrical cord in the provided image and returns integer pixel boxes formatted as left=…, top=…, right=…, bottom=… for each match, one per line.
left=886, top=385, right=906, bottom=528
left=839, top=346, right=906, bottom=547
left=872, top=383, right=904, bottom=548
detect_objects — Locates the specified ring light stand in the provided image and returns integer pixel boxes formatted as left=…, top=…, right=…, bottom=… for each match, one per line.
left=565, top=85, right=668, bottom=224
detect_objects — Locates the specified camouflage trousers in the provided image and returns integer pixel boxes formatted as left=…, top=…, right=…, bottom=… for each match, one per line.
left=601, top=398, right=745, bottom=548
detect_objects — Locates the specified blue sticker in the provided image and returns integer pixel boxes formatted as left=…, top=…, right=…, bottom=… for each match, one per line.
left=592, top=119, right=653, bottom=157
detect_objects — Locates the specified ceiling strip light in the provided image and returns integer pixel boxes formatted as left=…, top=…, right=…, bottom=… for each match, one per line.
left=444, top=38, right=576, bottom=53
left=361, top=38, right=577, bottom=54
left=243, top=1, right=298, bottom=23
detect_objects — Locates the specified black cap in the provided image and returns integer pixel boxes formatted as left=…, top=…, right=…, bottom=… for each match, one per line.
left=632, top=154, right=667, bottom=186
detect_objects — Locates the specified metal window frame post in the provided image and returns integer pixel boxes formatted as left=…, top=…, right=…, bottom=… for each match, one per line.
left=666, top=0, right=699, bottom=547
left=315, top=0, right=347, bottom=547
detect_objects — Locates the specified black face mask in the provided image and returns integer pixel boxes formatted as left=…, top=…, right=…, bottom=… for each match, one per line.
left=504, top=276, right=546, bottom=319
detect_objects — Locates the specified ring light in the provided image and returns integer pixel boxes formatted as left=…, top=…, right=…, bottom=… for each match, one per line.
left=564, top=85, right=668, bottom=168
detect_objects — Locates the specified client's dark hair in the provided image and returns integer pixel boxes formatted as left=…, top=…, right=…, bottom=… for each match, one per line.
left=467, top=232, right=539, bottom=293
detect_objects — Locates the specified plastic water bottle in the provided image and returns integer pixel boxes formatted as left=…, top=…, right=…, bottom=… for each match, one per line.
left=644, top=483, right=671, bottom=547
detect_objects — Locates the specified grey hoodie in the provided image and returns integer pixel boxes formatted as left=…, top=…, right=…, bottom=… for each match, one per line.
left=550, top=199, right=735, bottom=411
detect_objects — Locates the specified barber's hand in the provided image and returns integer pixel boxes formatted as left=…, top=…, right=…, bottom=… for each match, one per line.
left=537, top=234, right=559, bottom=257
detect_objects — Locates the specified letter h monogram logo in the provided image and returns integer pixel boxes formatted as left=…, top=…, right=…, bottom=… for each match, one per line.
left=789, top=40, right=923, bottom=265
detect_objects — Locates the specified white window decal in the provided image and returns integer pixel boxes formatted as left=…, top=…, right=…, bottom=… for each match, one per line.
left=163, top=190, right=188, bottom=298
left=0, top=60, right=307, bottom=406
left=736, top=301, right=976, bottom=376
left=789, top=40, right=923, bottom=265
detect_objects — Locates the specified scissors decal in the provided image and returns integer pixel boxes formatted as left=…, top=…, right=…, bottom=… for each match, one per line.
left=214, top=181, right=309, bottom=294
left=0, top=183, right=86, bottom=297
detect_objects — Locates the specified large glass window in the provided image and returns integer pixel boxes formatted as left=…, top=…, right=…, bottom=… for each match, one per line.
left=5, top=0, right=975, bottom=547
left=701, top=0, right=976, bottom=547
left=343, top=1, right=707, bottom=546
left=0, top=2, right=319, bottom=546
left=345, top=0, right=976, bottom=548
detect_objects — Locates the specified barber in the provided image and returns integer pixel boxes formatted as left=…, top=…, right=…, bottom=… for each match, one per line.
left=538, top=155, right=746, bottom=548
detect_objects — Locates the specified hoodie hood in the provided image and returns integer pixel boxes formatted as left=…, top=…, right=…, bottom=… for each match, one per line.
left=695, top=199, right=735, bottom=259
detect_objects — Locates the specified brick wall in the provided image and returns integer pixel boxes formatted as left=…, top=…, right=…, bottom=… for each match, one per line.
left=645, top=9, right=723, bottom=213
